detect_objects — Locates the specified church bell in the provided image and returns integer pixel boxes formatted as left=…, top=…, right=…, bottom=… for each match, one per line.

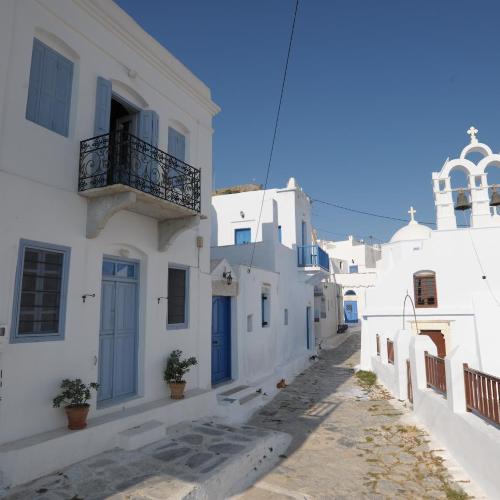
left=489, top=187, right=500, bottom=207
left=454, top=189, right=472, bottom=211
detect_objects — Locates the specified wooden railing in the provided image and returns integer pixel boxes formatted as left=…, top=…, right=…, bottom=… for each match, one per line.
left=407, top=359, right=413, bottom=403
left=387, top=339, right=394, bottom=364
left=464, top=364, right=500, bottom=426
left=425, top=351, right=446, bottom=396
left=376, top=334, right=380, bottom=356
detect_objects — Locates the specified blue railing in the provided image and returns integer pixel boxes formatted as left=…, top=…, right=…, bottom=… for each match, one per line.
left=297, top=245, right=330, bottom=272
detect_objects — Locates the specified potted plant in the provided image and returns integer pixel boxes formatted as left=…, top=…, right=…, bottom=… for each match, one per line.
left=164, top=350, right=197, bottom=399
left=53, top=379, right=99, bottom=430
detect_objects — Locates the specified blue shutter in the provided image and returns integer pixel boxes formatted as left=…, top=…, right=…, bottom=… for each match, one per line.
left=168, top=127, right=186, bottom=161
left=25, top=39, right=73, bottom=137
left=94, top=76, right=112, bottom=136
left=26, top=40, right=45, bottom=123
left=151, top=111, right=159, bottom=148
left=138, top=110, right=153, bottom=144
left=235, top=228, right=251, bottom=245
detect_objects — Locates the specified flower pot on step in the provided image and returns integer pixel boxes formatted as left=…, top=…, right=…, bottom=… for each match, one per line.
left=169, top=381, right=186, bottom=399
left=65, top=405, right=90, bottom=430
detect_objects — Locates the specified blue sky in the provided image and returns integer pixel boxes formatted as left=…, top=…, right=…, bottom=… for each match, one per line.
left=116, top=0, right=500, bottom=242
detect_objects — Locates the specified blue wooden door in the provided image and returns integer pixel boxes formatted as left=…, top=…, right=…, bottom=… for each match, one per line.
left=98, top=259, right=138, bottom=405
left=211, top=296, right=231, bottom=385
left=344, top=300, right=358, bottom=323
left=306, top=306, right=312, bottom=349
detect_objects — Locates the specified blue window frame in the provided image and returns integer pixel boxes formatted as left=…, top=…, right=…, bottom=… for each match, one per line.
left=278, top=225, right=282, bottom=243
left=26, top=38, right=74, bottom=137
left=349, top=265, right=359, bottom=273
left=11, top=239, right=71, bottom=343
left=235, top=228, right=251, bottom=245
left=167, top=265, right=189, bottom=329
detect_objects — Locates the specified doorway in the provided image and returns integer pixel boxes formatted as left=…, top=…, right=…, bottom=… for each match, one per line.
left=98, top=257, right=139, bottom=406
left=211, top=296, right=231, bottom=385
left=419, top=330, right=446, bottom=357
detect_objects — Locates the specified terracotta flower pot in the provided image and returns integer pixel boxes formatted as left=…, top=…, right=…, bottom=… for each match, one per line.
left=169, top=381, right=186, bottom=400
left=65, top=405, right=90, bottom=430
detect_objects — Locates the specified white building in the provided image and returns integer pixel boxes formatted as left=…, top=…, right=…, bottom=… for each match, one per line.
left=0, top=0, right=220, bottom=487
left=210, top=179, right=328, bottom=410
left=319, top=236, right=380, bottom=325
left=360, top=129, right=500, bottom=498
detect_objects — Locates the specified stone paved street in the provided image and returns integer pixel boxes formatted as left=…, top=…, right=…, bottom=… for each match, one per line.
left=234, top=331, right=473, bottom=499
left=2, top=331, right=475, bottom=499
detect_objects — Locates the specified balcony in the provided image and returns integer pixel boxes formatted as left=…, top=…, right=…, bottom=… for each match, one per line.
left=297, top=245, right=330, bottom=272
left=78, top=131, right=202, bottom=249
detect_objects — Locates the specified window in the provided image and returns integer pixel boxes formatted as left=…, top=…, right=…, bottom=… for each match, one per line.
left=168, top=266, right=189, bottom=328
left=413, top=271, right=437, bottom=308
left=26, top=38, right=73, bottom=137
left=235, top=228, right=251, bottom=245
left=168, top=127, right=186, bottom=161
left=284, top=308, right=288, bottom=325
left=349, top=265, right=359, bottom=273
left=278, top=225, right=282, bottom=243
left=11, top=240, right=71, bottom=342
left=261, top=288, right=270, bottom=327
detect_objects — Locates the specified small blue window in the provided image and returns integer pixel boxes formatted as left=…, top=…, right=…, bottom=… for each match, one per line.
left=349, top=265, right=359, bottom=273
left=235, top=228, right=251, bottom=245
left=11, top=240, right=71, bottom=343
left=278, top=225, right=282, bottom=243
left=26, top=39, right=74, bottom=137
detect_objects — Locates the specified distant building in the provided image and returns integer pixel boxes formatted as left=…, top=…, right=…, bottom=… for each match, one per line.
left=210, top=178, right=329, bottom=410
left=319, top=236, right=380, bottom=324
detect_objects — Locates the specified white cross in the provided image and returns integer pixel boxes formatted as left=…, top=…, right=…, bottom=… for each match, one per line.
left=467, top=126, right=478, bottom=144
left=408, top=206, right=416, bottom=222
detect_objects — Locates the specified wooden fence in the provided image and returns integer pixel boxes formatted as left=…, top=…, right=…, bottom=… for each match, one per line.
left=424, top=351, right=446, bottom=396
left=464, top=364, right=500, bottom=426
left=387, top=339, right=394, bottom=364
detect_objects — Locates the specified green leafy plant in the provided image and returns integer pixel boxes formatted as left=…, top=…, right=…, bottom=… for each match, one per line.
left=52, top=379, right=99, bottom=408
left=163, top=350, right=197, bottom=384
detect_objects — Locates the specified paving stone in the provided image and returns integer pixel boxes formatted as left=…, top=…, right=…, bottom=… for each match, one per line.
left=185, top=452, right=214, bottom=469
left=153, top=446, right=191, bottom=462
left=179, top=433, right=204, bottom=445
left=200, top=456, right=228, bottom=474
left=196, top=426, right=225, bottom=436
left=207, top=443, right=245, bottom=455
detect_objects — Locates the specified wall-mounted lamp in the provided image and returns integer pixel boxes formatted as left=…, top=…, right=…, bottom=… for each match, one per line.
left=82, top=293, right=95, bottom=303
left=222, top=271, right=233, bottom=285
left=157, top=296, right=168, bottom=304
left=240, top=211, right=245, bottom=218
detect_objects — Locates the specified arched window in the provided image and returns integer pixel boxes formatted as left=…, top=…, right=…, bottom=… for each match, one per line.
left=413, top=271, right=437, bottom=308
left=344, top=290, right=356, bottom=296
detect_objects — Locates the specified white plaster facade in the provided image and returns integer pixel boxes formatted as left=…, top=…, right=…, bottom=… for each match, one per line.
left=360, top=132, right=500, bottom=498
left=210, top=179, right=323, bottom=396
left=0, top=0, right=219, bottom=487
left=319, top=236, right=380, bottom=325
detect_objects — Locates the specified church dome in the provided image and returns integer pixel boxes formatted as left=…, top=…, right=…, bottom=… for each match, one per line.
left=390, top=207, right=432, bottom=243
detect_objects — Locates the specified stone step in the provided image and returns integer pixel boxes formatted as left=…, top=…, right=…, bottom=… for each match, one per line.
left=238, top=392, right=261, bottom=406
left=117, top=420, right=165, bottom=451
left=217, top=385, right=259, bottom=405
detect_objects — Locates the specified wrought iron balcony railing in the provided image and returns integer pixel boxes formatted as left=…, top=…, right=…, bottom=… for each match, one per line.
left=297, top=245, right=330, bottom=272
left=79, top=131, right=201, bottom=213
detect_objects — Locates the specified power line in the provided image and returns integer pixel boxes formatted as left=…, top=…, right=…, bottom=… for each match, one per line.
left=312, top=198, right=438, bottom=226
left=248, top=0, right=299, bottom=272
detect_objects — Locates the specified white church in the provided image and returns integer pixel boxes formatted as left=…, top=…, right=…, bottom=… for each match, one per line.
left=360, top=128, right=500, bottom=498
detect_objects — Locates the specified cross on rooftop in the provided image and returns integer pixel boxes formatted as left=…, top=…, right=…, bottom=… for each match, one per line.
left=408, top=206, right=417, bottom=222
left=467, top=126, right=478, bottom=144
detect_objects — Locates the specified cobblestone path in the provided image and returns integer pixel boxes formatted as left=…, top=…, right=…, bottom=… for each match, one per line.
left=235, top=332, right=471, bottom=499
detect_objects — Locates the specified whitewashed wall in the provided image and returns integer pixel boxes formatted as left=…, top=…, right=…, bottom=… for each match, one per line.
left=0, top=0, right=218, bottom=445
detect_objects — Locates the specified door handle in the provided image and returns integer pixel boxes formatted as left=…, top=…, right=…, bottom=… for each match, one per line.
left=212, top=341, right=218, bottom=345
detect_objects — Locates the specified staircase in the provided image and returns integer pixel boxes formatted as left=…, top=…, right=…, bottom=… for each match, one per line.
left=215, top=384, right=265, bottom=423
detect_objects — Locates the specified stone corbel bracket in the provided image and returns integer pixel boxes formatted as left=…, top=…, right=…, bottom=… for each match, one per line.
left=86, top=192, right=137, bottom=239
left=158, top=215, right=200, bottom=251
